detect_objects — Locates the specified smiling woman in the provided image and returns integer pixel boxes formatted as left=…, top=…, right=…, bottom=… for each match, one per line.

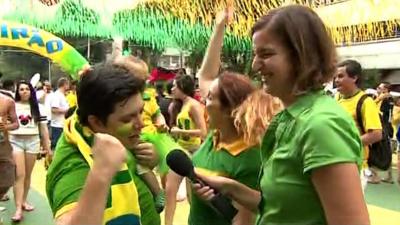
left=194, top=5, right=370, bottom=225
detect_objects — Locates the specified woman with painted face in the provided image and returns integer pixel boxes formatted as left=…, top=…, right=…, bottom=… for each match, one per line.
left=193, top=5, right=370, bottom=225
left=9, top=81, right=50, bottom=222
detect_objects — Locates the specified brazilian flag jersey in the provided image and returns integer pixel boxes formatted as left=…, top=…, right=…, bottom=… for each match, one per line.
left=176, top=103, right=201, bottom=152
left=46, top=117, right=160, bottom=225
left=141, top=92, right=161, bottom=134
left=140, top=92, right=183, bottom=175
left=189, top=131, right=262, bottom=225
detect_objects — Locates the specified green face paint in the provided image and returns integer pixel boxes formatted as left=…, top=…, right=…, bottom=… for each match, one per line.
left=116, top=123, right=133, bottom=137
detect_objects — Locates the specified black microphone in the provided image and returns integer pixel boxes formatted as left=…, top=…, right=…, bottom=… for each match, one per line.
left=166, top=149, right=238, bottom=222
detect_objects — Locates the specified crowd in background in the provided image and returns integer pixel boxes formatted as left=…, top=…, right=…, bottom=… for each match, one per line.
left=0, top=4, right=398, bottom=225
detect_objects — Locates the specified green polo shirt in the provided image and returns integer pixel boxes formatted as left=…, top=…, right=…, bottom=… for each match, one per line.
left=189, top=131, right=261, bottom=225
left=257, top=91, right=363, bottom=225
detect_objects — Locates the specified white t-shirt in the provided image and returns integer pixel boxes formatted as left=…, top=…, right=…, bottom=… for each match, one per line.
left=36, top=89, right=45, bottom=101
left=44, top=92, right=54, bottom=121
left=50, top=90, right=69, bottom=128
left=9, top=102, right=47, bottom=136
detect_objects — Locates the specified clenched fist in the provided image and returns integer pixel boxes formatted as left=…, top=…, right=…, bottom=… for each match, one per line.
left=92, top=133, right=127, bottom=178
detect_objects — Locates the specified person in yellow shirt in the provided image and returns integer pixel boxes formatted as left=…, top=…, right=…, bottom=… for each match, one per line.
left=65, top=80, right=77, bottom=108
left=335, top=59, right=382, bottom=187
left=375, top=82, right=396, bottom=183
left=395, top=99, right=400, bottom=184
left=138, top=90, right=168, bottom=213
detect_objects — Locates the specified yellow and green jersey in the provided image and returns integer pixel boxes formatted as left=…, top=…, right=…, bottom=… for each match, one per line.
left=141, top=92, right=161, bottom=134
left=66, top=91, right=77, bottom=108
left=176, top=103, right=201, bottom=151
left=144, top=87, right=157, bottom=99
left=189, top=130, right=261, bottom=225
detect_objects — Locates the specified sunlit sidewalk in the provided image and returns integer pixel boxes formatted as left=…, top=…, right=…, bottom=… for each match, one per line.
left=1, top=157, right=399, bottom=225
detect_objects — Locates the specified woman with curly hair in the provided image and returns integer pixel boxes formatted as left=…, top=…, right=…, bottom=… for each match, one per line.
left=188, top=7, right=282, bottom=225
left=194, top=5, right=369, bottom=225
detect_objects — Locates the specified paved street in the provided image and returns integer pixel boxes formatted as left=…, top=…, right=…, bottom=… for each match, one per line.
left=1, top=157, right=399, bottom=225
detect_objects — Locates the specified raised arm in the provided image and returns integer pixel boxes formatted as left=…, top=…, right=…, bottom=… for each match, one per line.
left=111, top=38, right=149, bottom=81
left=198, top=7, right=233, bottom=98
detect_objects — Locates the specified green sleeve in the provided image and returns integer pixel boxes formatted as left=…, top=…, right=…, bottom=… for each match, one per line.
left=46, top=136, right=89, bottom=216
left=231, top=147, right=262, bottom=189
left=301, top=113, right=363, bottom=174
left=126, top=151, right=161, bottom=225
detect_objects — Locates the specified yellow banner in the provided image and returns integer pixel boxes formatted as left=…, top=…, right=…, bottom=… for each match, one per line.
left=315, top=0, right=400, bottom=27
left=0, top=20, right=88, bottom=79
left=0, top=20, right=73, bottom=61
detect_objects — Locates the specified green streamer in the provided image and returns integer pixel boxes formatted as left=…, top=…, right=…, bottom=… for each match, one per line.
left=2, top=0, right=252, bottom=54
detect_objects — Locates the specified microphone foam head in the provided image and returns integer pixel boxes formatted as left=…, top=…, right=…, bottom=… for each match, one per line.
left=166, top=149, right=194, bottom=177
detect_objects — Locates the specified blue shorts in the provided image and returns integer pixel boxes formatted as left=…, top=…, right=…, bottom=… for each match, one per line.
left=51, top=127, right=63, bottom=150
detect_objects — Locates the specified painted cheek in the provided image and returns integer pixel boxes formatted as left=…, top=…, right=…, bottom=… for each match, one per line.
left=116, top=123, right=134, bottom=137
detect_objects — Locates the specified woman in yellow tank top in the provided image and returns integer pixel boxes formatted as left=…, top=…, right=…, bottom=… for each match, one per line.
left=165, top=75, right=207, bottom=225
left=170, top=75, right=207, bottom=152
left=174, top=103, right=202, bottom=151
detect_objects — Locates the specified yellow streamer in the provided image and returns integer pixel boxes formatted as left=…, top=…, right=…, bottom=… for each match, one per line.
left=144, top=0, right=400, bottom=45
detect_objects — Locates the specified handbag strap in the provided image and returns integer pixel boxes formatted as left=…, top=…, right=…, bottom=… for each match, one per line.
left=356, top=94, right=369, bottom=135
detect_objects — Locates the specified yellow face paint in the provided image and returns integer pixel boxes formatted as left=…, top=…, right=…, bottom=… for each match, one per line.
left=116, top=123, right=133, bottom=137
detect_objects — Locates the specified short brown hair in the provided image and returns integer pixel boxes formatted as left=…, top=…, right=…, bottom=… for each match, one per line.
left=380, top=81, right=391, bottom=92
left=252, top=5, right=337, bottom=95
left=218, top=72, right=255, bottom=111
left=57, top=77, right=69, bottom=88
left=337, top=59, right=362, bottom=86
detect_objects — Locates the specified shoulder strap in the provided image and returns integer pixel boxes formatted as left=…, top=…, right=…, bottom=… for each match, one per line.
left=356, top=95, right=369, bottom=134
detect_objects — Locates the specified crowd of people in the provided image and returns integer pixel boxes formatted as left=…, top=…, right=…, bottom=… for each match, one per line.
left=0, top=4, right=398, bottom=225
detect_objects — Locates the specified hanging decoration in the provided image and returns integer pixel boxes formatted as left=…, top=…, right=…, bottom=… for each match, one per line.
left=0, top=0, right=399, bottom=54
left=37, top=0, right=61, bottom=6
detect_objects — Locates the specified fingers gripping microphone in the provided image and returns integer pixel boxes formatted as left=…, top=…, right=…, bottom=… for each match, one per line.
left=166, top=149, right=238, bottom=222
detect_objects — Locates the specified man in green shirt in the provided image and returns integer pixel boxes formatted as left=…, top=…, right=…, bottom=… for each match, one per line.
left=46, top=62, right=160, bottom=225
